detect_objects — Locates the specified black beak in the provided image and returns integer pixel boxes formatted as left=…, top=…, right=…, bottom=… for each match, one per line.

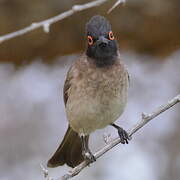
left=97, top=36, right=109, bottom=47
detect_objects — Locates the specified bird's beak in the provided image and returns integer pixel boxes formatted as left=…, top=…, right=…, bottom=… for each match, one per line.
left=97, top=36, right=109, bottom=46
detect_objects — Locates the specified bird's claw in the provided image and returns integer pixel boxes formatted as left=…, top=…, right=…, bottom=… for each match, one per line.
left=82, top=150, right=96, bottom=163
left=118, top=127, right=130, bottom=144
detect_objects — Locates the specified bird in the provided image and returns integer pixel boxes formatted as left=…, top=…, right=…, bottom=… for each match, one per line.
left=47, top=15, right=130, bottom=168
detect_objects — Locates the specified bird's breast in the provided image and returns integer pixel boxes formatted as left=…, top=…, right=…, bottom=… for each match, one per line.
left=66, top=62, right=129, bottom=134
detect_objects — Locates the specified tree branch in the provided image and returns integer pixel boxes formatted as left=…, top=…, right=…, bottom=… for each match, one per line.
left=41, top=94, right=180, bottom=180
left=108, top=0, right=126, bottom=13
left=0, top=0, right=125, bottom=44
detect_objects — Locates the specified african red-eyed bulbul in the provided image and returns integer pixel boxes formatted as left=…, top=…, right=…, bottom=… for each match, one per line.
left=47, top=15, right=130, bottom=168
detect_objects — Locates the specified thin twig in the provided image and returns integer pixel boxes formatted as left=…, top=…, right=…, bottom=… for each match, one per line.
left=0, top=0, right=110, bottom=44
left=41, top=94, right=180, bottom=180
left=108, top=0, right=126, bottom=13
left=0, top=0, right=127, bottom=44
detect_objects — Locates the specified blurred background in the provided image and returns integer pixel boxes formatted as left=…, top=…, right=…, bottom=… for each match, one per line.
left=0, top=0, right=180, bottom=179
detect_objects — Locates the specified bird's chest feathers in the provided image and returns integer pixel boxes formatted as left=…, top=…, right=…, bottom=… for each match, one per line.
left=69, top=64, right=128, bottom=116
left=73, top=66, right=124, bottom=100
left=67, top=63, right=128, bottom=134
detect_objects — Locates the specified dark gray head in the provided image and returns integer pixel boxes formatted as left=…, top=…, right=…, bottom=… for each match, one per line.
left=85, top=15, right=118, bottom=67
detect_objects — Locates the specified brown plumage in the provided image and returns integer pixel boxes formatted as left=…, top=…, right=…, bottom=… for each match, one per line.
left=47, top=126, right=86, bottom=167
left=47, top=64, right=87, bottom=168
left=47, top=15, right=129, bottom=168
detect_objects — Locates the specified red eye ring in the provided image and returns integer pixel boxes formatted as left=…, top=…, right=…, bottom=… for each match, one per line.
left=87, top=35, right=93, bottom=45
left=108, top=31, right=114, bottom=40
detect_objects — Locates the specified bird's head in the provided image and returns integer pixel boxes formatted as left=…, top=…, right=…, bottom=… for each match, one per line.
left=86, top=15, right=118, bottom=67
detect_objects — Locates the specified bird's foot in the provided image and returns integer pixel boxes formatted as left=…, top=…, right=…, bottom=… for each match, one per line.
left=82, top=150, right=96, bottom=163
left=117, top=127, right=130, bottom=144
left=111, top=123, right=130, bottom=144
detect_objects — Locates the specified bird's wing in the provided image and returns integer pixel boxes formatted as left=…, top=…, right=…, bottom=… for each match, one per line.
left=63, top=66, right=74, bottom=106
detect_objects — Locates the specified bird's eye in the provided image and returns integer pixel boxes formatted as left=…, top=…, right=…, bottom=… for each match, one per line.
left=108, top=31, right=114, bottom=40
left=87, top=36, right=93, bottom=45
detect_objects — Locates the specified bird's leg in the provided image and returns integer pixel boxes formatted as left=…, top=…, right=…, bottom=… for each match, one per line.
left=80, top=134, right=96, bottom=163
left=111, top=123, right=130, bottom=144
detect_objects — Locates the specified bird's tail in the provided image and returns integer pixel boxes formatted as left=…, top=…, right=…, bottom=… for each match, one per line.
left=47, top=125, right=87, bottom=168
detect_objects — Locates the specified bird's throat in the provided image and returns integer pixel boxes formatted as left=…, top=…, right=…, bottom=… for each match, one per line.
left=86, top=48, right=118, bottom=68
left=93, top=56, right=117, bottom=68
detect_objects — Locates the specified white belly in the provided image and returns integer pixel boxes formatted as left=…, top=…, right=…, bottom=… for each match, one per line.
left=66, top=86, right=128, bottom=135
